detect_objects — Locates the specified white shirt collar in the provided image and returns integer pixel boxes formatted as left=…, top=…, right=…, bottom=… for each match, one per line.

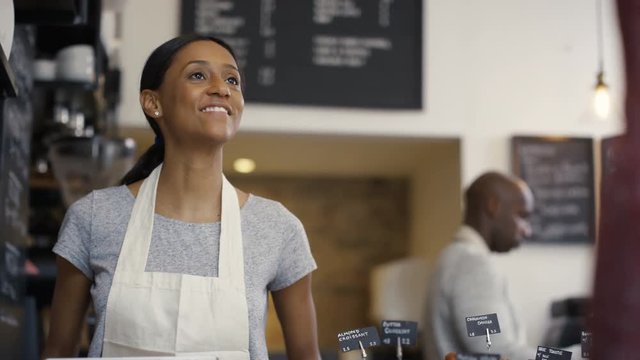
left=454, top=224, right=491, bottom=254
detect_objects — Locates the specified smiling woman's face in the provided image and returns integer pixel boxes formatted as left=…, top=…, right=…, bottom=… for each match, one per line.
left=152, top=40, right=244, bottom=148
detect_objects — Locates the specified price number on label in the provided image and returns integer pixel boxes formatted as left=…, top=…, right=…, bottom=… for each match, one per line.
left=382, top=337, right=411, bottom=345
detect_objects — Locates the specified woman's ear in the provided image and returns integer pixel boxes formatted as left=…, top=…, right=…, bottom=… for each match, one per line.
left=140, top=89, right=162, bottom=119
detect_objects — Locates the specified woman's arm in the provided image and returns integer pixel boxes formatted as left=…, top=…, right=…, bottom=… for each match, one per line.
left=41, top=256, right=92, bottom=359
left=272, top=274, right=321, bottom=360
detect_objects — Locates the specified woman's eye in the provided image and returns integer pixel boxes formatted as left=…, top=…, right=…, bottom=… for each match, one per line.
left=189, top=72, right=206, bottom=80
left=226, top=76, right=239, bottom=86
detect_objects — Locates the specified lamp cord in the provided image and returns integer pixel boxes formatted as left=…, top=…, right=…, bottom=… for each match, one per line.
left=596, top=0, right=605, bottom=74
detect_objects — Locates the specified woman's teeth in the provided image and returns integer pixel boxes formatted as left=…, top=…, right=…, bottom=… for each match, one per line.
left=201, top=106, right=227, bottom=113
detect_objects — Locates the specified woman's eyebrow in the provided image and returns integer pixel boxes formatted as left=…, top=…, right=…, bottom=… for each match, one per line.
left=184, top=60, right=239, bottom=72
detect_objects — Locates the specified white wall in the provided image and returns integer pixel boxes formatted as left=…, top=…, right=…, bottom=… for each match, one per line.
left=115, top=0, right=624, bottom=166
left=114, top=0, right=624, bottom=347
left=494, top=245, right=595, bottom=345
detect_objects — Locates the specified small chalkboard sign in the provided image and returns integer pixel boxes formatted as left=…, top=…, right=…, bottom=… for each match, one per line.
left=581, top=331, right=592, bottom=358
left=337, top=326, right=381, bottom=353
left=380, top=320, right=418, bottom=346
left=512, top=136, right=595, bottom=243
left=180, top=0, right=423, bottom=109
left=465, top=313, right=501, bottom=337
left=535, top=346, right=572, bottom=360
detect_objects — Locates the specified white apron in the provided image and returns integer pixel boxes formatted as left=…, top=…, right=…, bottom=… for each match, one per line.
left=102, top=164, right=249, bottom=359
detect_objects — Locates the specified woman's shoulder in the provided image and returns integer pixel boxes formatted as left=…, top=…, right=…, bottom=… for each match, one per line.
left=67, top=185, right=133, bottom=214
left=245, top=194, right=295, bottom=218
left=57, top=185, right=132, bottom=243
left=243, top=194, right=304, bottom=231
left=91, top=184, right=133, bottom=203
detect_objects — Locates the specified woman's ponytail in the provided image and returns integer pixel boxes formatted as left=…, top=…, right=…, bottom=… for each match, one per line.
left=120, top=140, right=164, bottom=185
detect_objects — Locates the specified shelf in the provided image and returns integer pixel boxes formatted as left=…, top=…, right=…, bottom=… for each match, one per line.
left=0, top=44, right=18, bottom=98
left=29, top=175, right=60, bottom=191
left=34, top=80, right=96, bottom=91
left=15, top=0, right=89, bottom=26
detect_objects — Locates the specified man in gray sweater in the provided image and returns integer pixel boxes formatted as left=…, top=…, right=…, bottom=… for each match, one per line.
left=424, top=171, right=536, bottom=360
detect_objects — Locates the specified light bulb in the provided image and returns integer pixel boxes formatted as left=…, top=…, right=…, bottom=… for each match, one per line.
left=233, top=158, right=256, bottom=173
left=594, top=83, right=610, bottom=118
left=593, top=72, right=611, bottom=119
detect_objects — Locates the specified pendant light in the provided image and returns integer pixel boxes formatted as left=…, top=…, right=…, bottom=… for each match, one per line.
left=593, top=0, right=610, bottom=119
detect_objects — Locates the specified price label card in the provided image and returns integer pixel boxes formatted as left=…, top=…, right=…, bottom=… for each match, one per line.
left=380, top=320, right=418, bottom=346
left=456, top=353, right=501, bottom=360
left=337, top=326, right=381, bottom=353
left=535, top=346, right=572, bottom=360
left=465, top=313, right=501, bottom=337
left=581, top=331, right=592, bottom=358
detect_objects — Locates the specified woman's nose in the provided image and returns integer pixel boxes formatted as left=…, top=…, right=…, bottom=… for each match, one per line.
left=207, top=78, right=230, bottom=97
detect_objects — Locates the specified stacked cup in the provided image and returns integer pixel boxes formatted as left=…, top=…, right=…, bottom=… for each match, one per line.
left=55, top=44, right=95, bottom=82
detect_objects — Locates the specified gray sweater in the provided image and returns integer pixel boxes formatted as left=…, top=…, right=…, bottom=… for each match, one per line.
left=53, top=185, right=317, bottom=358
left=423, top=225, right=534, bottom=360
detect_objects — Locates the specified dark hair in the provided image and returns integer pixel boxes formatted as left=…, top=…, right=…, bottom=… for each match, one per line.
left=120, top=34, right=240, bottom=185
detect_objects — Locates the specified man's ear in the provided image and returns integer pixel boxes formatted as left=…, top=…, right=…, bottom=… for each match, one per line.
left=140, top=89, right=162, bottom=119
left=486, top=195, right=501, bottom=219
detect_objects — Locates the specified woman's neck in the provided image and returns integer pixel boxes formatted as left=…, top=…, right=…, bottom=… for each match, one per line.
left=155, top=150, right=225, bottom=223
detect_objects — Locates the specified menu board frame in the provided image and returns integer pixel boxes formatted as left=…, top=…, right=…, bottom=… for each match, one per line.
left=511, top=136, right=596, bottom=244
left=180, top=0, right=423, bottom=109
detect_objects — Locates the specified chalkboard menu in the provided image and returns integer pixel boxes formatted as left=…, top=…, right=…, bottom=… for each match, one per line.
left=0, top=26, right=34, bottom=358
left=511, top=136, right=595, bottom=244
left=181, top=0, right=423, bottom=109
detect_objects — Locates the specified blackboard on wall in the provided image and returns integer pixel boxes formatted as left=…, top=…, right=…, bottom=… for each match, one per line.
left=0, top=26, right=34, bottom=359
left=511, top=136, right=595, bottom=244
left=181, top=0, right=423, bottom=109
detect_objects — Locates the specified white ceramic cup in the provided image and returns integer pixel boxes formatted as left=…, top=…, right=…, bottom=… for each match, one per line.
left=55, top=44, right=95, bottom=82
left=33, top=59, right=57, bottom=81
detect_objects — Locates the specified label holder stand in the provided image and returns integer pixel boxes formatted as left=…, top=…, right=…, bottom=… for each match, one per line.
left=396, top=336, right=403, bottom=360
left=358, top=340, right=368, bottom=359
left=486, top=327, right=491, bottom=349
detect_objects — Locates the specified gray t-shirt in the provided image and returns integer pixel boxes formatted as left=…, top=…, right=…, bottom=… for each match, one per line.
left=53, top=185, right=317, bottom=358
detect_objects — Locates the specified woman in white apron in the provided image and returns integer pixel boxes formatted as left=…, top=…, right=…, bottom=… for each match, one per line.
left=43, top=35, right=321, bottom=359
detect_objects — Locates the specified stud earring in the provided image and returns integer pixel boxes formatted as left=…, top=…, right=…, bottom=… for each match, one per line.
left=154, top=111, right=160, bottom=117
